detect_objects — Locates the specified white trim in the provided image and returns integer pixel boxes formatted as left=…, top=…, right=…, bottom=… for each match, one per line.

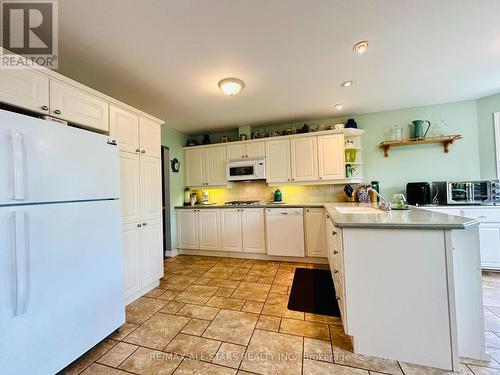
left=165, top=249, right=179, bottom=258
left=494, top=112, right=500, bottom=179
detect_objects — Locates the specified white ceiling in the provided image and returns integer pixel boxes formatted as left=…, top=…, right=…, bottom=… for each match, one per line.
left=58, top=0, right=500, bottom=134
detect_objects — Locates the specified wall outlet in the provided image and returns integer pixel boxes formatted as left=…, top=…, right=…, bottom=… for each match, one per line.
left=329, top=186, right=336, bottom=193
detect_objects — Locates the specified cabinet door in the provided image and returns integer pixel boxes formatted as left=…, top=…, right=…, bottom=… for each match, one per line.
left=478, top=224, right=500, bottom=269
left=221, top=209, right=243, bottom=252
left=227, top=144, right=245, bottom=160
left=318, top=134, right=344, bottom=180
left=120, top=152, right=141, bottom=224
left=242, top=209, right=266, bottom=253
left=123, top=223, right=142, bottom=300
left=205, top=146, right=227, bottom=186
left=177, top=210, right=199, bottom=249
left=246, top=141, right=266, bottom=159
left=291, top=137, right=318, bottom=181
left=109, top=106, right=139, bottom=154
left=0, top=69, right=49, bottom=113
left=50, top=80, right=109, bottom=132
left=305, top=208, right=327, bottom=257
left=139, top=117, right=161, bottom=158
left=185, top=148, right=205, bottom=187
left=265, top=139, right=291, bottom=183
left=140, top=155, right=162, bottom=220
left=141, top=218, right=164, bottom=286
left=198, top=209, right=222, bottom=250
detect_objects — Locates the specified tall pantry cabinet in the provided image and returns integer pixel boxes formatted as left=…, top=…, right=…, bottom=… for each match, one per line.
left=110, top=105, right=164, bottom=304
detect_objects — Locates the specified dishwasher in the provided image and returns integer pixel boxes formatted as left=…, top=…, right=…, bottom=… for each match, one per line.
left=265, top=208, right=305, bottom=257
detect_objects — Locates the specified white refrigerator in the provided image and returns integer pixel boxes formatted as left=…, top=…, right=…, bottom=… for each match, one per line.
left=0, top=110, right=125, bottom=375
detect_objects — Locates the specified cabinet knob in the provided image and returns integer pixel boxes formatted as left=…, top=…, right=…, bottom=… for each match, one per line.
left=41, top=105, right=48, bottom=111
left=288, top=178, right=290, bottom=181
left=336, top=296, right=340, bottom=301
left=332, top=231, right=337, bottom=236
left=143, top=222, right=147, bottom=226
left=136, top=148, right=141, bottom=153
left=326, top=215, right=330, bottom=219
left=334, top=269, right=339, bottom=274
left=54, top=109, right=61, bottom=115
left=333, top=250, right=338, bottom=254
left=306, top=209, right=310, bottom=212
left=241, top=155, right=245, bottom=158
left=319, top=177, right=322, bottom=179
left=141, top=150, right=146, bottom=153
left=245, top=155, right=248, bottom=158
left=137, top=223, right=142, bottom=227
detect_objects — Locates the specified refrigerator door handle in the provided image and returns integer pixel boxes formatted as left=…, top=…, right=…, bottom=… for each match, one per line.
left=11, top=130, right=25, bottom=201
left=13, top=211, right=29, bottom=316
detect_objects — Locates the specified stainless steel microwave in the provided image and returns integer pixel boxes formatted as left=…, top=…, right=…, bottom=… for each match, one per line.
left=434, top=180, right=500, bottom=205
left=227, top=159, right=266, bottom=181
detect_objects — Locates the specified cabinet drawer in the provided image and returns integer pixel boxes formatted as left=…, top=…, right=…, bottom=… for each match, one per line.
left=461, top=208, right=500, bottom=223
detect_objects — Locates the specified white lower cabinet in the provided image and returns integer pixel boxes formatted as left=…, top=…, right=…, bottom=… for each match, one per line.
left=123, top=218, right=163, bottom=303
left=242, top=208, right=266, bottom=253
left=221, top=209, right=243, bottom=252
left=423, top=206, right=500, bottom=270
left=199, top=209, right=222, bottom=250
left=177, top=208, right=265, bottom=254
left=305, top=208, right=327, bottom=257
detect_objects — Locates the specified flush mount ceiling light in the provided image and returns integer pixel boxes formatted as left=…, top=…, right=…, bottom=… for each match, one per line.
left=218, top=78, right=244, bottom=96
left=334, top=103, right=344, bottom=111
left=342, top=81, right=353, bottom=87
left=353, top=41, right=369, bottom=54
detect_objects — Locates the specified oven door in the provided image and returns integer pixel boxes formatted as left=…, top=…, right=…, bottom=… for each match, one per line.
left=447, top=182, right=469, bottom=204
left=470, top=181, right=491, bottom=204
left=227, top=162, right=258, bottom=181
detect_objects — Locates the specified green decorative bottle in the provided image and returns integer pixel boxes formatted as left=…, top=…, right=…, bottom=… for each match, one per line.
left=274, top=189, right=282, bottom=202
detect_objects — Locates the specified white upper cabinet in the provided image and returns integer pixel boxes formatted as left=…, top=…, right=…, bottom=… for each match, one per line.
left=265, top=139, right=291, bottom=183
left=227, top=143, right=246, bottom=160
left=119, top=151, right=141, bottom=224
left=205, top=147, right=227, bottom=186
left=291, top=137, right=319, bottom=181
left=227, top=141, right=265, bottom=160
left=140, top=116, right=161, bottom=158
left=0, top=69, right=49, bottom=113
left=198, top=209, right=222, bottom=250
left=318, top=134, right=344, bottom=180
left=140, top=155, right=162, bottom=220
left=305, top=208, right=327, bottom=257
left=247, top=141, right=266, bottom=158
left=221, top=209, right=243, bottom=252
left=50, top=80, right=109, bottom=132
left=242, top=208, right=266, bottom=253
left=185, top=146, right=227, bottom=187
left=110, top=106, right=140, bottom=154
left=185, top=148, right=205, bottom=187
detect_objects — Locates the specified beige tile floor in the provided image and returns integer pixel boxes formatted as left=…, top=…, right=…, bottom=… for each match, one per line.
left=59, top=256, right=500, bottom=375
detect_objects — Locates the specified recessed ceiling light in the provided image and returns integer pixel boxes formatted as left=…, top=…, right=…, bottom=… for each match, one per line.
left=353, top=41, right=369, bottom=54
left=342, top=81, right=353, bottom=87
left=218, top=78, right=244, bottom=95
left=334, top=103, right=344, bottom=111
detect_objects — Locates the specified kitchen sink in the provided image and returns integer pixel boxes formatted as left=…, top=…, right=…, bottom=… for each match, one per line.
left=334, top=206, right=386, bottom=214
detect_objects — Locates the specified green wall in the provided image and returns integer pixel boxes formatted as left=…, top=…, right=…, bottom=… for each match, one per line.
left=477, top=93, right=500, bottom=179
left=161, top=125, right=188, bottom=252
left=193, top=99, right=486, bottom=198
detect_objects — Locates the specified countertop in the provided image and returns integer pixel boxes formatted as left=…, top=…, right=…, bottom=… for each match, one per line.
left=323, top=202, right=478, bottom=230
left=175, top=202, right=479, bottom=230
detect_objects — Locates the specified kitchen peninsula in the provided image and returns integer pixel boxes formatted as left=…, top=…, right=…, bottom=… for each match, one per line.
left=176, top=202, right=485, bottom=370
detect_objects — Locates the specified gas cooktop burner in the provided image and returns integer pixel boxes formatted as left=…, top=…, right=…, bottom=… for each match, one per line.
left=224, top=200, right=264, bottom=206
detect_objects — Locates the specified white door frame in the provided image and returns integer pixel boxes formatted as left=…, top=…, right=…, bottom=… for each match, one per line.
left=494, top=112, right=500, bottom=178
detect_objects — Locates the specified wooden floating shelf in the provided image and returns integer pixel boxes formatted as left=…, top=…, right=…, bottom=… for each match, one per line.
left=379, top=135, right=462, bottom=157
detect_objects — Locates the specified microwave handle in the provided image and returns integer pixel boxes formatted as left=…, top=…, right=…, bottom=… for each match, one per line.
left=466, top=182, right=473, bottom=202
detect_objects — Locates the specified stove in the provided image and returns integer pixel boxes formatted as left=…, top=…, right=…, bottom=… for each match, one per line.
left=224, top=200, right=264, bottom=206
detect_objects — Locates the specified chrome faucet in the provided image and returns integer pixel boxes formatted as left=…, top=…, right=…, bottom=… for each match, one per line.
left=367, top=188, right=391, bottom=211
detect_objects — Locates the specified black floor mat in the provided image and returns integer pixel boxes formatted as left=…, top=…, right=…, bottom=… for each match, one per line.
left=287, top=268, right=340, bottom=316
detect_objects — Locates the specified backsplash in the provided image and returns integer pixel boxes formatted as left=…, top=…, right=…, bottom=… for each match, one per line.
left=193, top=181, right=348, bottom=204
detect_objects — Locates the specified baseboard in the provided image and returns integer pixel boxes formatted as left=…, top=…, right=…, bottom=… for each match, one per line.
left=165, top=249, right=179, bottom=258
left=178, top=248, right=328, bottom=264
left=125, top=280, right=159, bottom=306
